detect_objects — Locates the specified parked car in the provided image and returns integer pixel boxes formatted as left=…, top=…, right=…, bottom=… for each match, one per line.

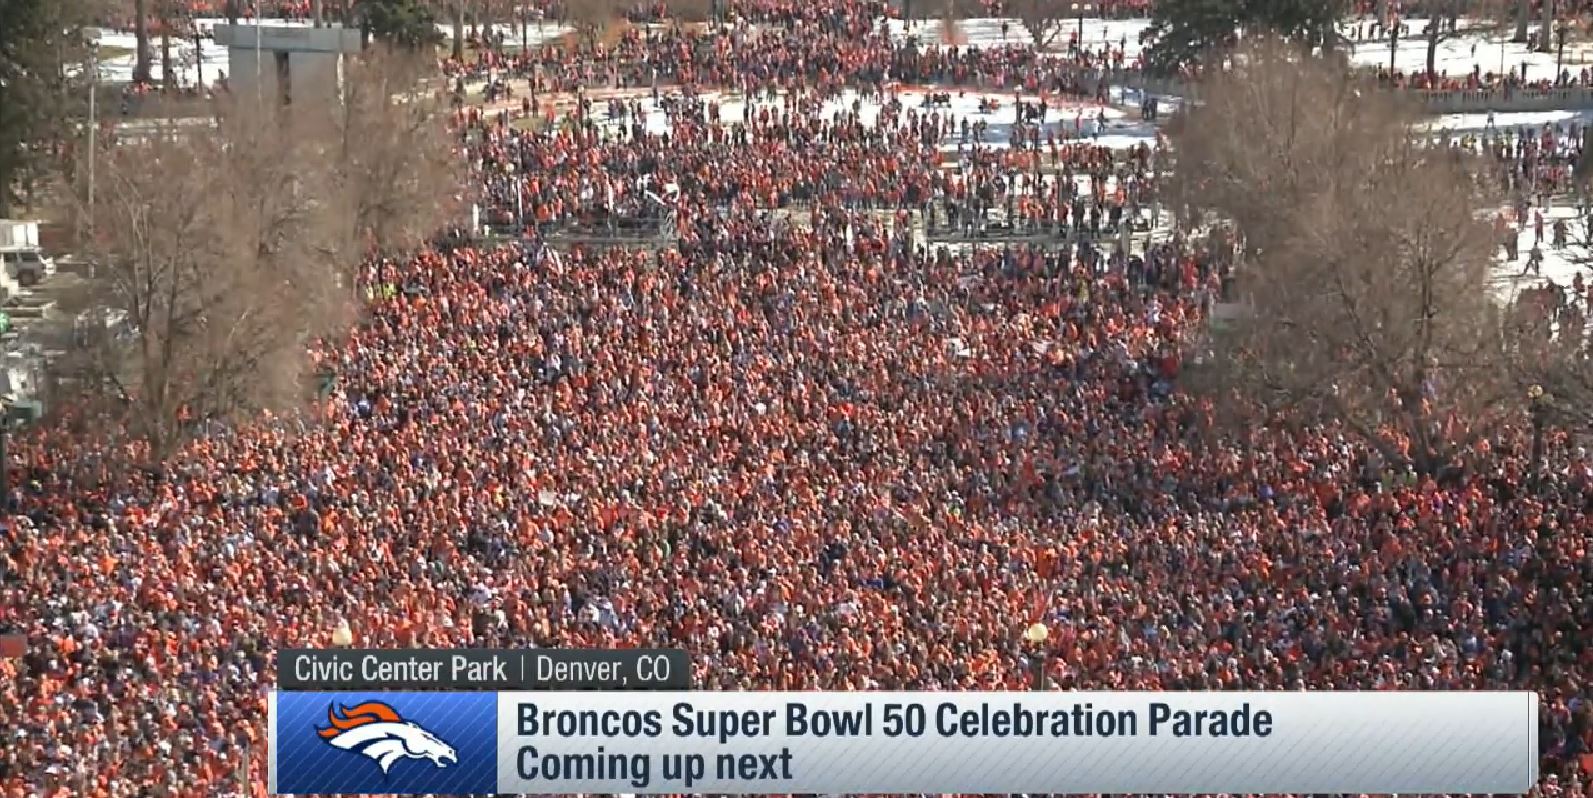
left=0, top=248, right=54, bottom=286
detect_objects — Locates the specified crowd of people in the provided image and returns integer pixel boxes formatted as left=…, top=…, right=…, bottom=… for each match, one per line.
left=1444, top=117, right=1588, bottom=198
left=440, top=2, right=1141, bottom=98
left=4, top=2, right=1593, bottom=798
left=464, top=79, right=1162, bottom=239
left=1375, top=66, right=1593, bottom=93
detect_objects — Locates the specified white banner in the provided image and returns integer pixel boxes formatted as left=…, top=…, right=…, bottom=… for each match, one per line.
left=494, top=691, right=1537, bottom=794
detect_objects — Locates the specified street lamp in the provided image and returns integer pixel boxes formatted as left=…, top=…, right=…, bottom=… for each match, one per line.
left=1528, top=384, right=1552, bottom=486
left=1023, top=622, right=1049, bottom=691
left=331, top=619, right=355, bottom=647
left=86, top=39, right=98, bottom=243
left=1069, top=2, right=1094, bottom=49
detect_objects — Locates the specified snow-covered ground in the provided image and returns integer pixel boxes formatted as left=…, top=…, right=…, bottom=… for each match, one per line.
left=1430, top=108, right=1593, bottom=133
left=1497, top=202, right=1589, bottom=300
left=1425, top=110, right=1588, bottom=302
left=886, top=16, right=1152, bottom=57
left=92, top=29, right=231, bottom=86
left=89, top=18, right=573, bottom=87
left=888, top=17, right=1033, bottom=47
left=430, top=20, right=573, bottom=45
left=1343, top=17, right=1593, bottom=83
left=577, top=85, right=1157, bottom=151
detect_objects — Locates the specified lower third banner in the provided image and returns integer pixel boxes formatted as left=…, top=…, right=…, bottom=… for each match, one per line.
left=272, top=691, right=497, bottom=794
left=269, top=690, right=1538, bottom=794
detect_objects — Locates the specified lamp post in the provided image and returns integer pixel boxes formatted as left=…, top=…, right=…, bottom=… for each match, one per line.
left=252, top=1, right=262, bottom=108
left=86, top=40, right=98, bottom=241
left=1528, top=384, right=1551, bottom=487
left=1023, top=622, right=1049, bottom=691
left=1069, top=2, right=1094, bottom=49
left=521, top=3, right=530, bottom=55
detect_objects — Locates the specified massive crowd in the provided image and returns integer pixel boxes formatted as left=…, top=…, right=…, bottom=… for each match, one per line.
left=441, top=14, right=1138, bottom=100
left=464, top=81, right=1161, bottom=237
left=3, top=2, right=1593, bottom=798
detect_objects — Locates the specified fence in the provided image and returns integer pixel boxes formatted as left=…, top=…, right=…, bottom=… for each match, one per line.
left=1414, top=86, right=1593, bottom=113
left=1091, top=74, right=1593, bottom=114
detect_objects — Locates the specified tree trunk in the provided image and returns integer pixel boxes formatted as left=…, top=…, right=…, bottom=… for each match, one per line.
left=134, top=0, right=153, bottom=84
left=1578, top=126, right=1593, bottom=186
left=312, top=0, right=323, bottom=27
left=1514, top=0, right=1531, bottom=42
left=1427, top=25, right=1439, bottom=79
left=160, top=15, right=173, bottom=89
left=492, top=0, right=505, bottom=53
left=226, top=0, right=239, bottom=25
left=452, top=4, right=466, bottom=61
left=1540, top=0, right=1555, bottom=53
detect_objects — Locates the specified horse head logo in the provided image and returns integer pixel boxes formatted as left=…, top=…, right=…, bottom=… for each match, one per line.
left=317, top=701, right=458, bottom=775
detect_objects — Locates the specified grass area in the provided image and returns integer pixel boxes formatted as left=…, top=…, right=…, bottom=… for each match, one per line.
left=96, top=45, right=135, bottom=61
left=510, top=116, right=544, bottom=132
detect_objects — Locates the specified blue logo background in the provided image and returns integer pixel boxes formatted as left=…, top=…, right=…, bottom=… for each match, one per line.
left=274, top=692, right=497, bottom=795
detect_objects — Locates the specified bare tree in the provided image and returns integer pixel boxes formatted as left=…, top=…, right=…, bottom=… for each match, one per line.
left=319, top=48, right=466, bottom=261
left=1513, top=0, right=1530, bottom=42
left=1008, top=0, right=1069, bottom=50
left=1422, top=0, right=1513, bottom=80
left=1421, top=0, right=1460, bottom=79
left=79, top=111, right=349, bottom=456
left=450, top=1, right=467, bottom=60
left=73, top=52, right=461, bottom=457
left=134, top=0, right=153, bottom=84
left=158, top=0, right=174, bottom=89
left=568, top=0, right=624, bottom=48
left=669, top=0, right=714, bottom=23
left=1539, top=0, right=1556, bottom=52
left=1174, top=42, right=1536, bottom=474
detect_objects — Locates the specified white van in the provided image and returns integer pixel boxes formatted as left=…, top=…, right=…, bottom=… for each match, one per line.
left=0, top=248, right=54, bottom=286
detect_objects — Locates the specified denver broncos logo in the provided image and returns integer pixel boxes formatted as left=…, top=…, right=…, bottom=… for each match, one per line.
left=317, top=701, right=459, bottom=775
